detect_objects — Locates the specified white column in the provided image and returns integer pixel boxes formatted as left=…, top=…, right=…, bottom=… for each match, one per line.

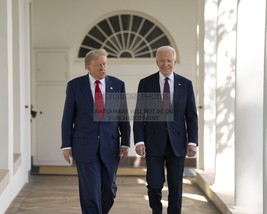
left=196, top=0, right=205, bottom=170
left=12, top=0, right=21, bottom=155
left=202, top=0, right=218, bottom=172
left=214, top=0, right=236, bottom=193
left=19, top=0, right=32, bottom=172
left=0, top=0, right=13, bottom=170
left=264, top=2, right=267, bottom=212
left=0, top=1, right=31, bottom=213
left=235, top=0, right=265, bottom=212
left=0, top=0, right=8, bottom=169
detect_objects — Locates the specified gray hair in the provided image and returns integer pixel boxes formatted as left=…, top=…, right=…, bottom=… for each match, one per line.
left=156, top=46, right=176, bottom=60
left=84, top=49, right=108, bottom=68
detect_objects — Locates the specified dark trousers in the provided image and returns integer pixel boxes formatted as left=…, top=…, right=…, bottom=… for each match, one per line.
left=76, top=155, right=119, bottom=214
left=146, top=139, right=185, bottom=214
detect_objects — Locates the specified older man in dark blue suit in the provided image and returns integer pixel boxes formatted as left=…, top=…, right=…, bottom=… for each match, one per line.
left=61, top=49, right=130, bottom=214
left=133, top=46, right=198, bottom=214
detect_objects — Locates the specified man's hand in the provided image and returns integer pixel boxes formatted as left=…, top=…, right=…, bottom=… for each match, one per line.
left=187, top=145, right=197, bottom=157
left=135, top=144, right=146, bottom=157
left=120, top=147, right=129, bottom=162
left=63, top=149, right=73, bottom=164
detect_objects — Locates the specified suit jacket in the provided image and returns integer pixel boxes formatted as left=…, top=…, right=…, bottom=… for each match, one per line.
left=61, top=74, right=130, bottom=163
left=133, top=72, right=198, bottom=157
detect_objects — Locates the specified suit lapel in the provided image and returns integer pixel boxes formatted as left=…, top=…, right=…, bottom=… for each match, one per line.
left=80, top=75, right=94, bottom=110
left=152, top=72, right=161, bottom=93
left=173, top=73, right=183, bottom=106
left=105, top=76, right=114, bottom=94
left=151, top=72, right=163, bottom=109
left=104, top=76, right=115, bottom=114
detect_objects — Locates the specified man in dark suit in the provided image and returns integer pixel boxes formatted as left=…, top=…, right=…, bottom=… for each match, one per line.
left=133, top=46, right=198, bottom=214
left=61, top=49, right=130, bottom=214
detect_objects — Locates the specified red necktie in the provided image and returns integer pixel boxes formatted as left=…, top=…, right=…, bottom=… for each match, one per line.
left=163, top=77, right=171, bottom=110
left=95, top=80, right=104, bottom=120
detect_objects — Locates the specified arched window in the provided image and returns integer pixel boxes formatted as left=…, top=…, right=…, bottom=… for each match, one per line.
left=78, top=13, right=174, bottom=58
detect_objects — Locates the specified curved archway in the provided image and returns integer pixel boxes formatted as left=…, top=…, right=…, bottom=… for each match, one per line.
left=78, top=13, right=177, bottom=59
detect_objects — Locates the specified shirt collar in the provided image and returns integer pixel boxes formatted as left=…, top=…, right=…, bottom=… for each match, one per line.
left=159, top=71, right=174, bottom=83
left=88, top=73, right=105, bottom=85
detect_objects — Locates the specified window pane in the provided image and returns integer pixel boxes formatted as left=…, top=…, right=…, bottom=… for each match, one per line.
left=78, top=13, right=173, bottom=58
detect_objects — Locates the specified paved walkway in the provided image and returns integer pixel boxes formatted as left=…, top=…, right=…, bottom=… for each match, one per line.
left=5, top=170, right=221, bottom=214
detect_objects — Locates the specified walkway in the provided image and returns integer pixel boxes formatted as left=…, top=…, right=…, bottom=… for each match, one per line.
left=5, top=168, right=221, bottom=214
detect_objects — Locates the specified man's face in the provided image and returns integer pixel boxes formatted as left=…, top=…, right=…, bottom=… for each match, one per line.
left=156, top=51, right=176, bottom=77
left=87, top=56, right=107, bottom=80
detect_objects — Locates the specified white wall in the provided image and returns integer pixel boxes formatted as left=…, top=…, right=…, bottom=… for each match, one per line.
left=31, top=0, right=198, bottom=82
